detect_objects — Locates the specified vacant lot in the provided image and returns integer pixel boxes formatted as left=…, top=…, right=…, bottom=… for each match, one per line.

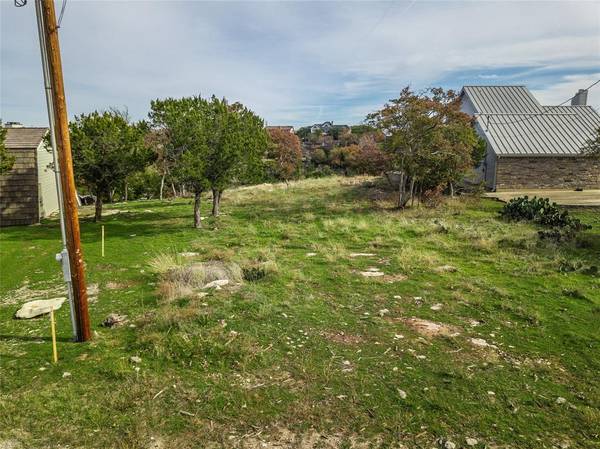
left=1, top=177, right=599, bottom=449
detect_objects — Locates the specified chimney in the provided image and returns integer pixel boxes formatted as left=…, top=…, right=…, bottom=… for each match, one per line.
left=571, top=89, right=588, bottom=106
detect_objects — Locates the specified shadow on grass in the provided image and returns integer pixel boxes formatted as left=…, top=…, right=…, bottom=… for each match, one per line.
left=0, top=212, right=196, bottom=244
left=0, top=334, right=72, bottom=343
left=0, top=178, right=401, bottom=247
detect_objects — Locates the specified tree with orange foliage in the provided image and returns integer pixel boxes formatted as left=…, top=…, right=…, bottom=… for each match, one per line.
left=367, top=87, right=481, bottom=207
left=267, top=128, right=303, bottom=183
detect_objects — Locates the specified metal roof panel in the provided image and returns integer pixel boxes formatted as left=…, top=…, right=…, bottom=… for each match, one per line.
left=463, top=87, right=600, bottom=156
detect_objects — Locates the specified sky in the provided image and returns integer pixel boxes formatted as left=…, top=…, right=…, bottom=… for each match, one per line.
left=1, top=0, right=599, bottom=128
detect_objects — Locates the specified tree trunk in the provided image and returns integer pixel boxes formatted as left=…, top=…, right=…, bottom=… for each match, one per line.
left=172, top=183, right=177, bottom=198
left=124, top=179, right=128, bottom=202
left=449, top=182, right=455, bottom=198
left=409, top=178, right=416, bottom=207
left=211, top=188, right=222, bottom=216
left=193, top=191, right=202, bottom=228
left=94, top=194, right=103, bottom=222
left=397, top=172, right=406, bottom=208
left=159, top=173, right=165, bottom=201
left=108, top=188, right=115, bottom=203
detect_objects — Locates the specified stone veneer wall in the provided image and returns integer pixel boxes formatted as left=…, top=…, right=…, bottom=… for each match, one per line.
left=495, top=156, right=600, bottom=190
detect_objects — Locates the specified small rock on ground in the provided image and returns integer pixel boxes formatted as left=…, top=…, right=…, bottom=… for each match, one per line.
left=470, top=337, right=495, bottom=348
left=101, top=313, right=128, bottom=328
left=349, top=253, right=376, bottom=257
left=466, top=437, right=478, bottom=446
left=404, top=317, right=460, bottom=338
left=360, top=271, right=384, bottom=277
left=435, top=265, right=458, bottom=273
left=130, top=356, right=142, bottom=364
left=203, top=279, right=230, bottom=289
left=556, top=397, right=567, bottom=404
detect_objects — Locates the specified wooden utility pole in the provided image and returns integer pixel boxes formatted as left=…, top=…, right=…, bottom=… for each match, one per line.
left=40, top=0, right=91, bottom=342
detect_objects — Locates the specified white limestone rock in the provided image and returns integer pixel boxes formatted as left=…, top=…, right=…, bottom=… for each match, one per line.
left=15, top=297, right=65, bottom=319
left=360, top=271, right=384, bottom=277
left=203, top=279, right=230, bottom=289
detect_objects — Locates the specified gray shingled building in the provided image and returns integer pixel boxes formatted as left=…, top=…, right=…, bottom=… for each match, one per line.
left=460, top=85, right=600, bottom=191
left=0, top=125, right=59, bottom=226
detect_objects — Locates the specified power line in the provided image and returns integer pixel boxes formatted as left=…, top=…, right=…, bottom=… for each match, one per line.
left=57, top=0, right=67, bottom=27
left=553, top=78, right=600, bottom=107
left=485, top=78, right=600, bottom=126
left=14, top=0, right=66, bottom=26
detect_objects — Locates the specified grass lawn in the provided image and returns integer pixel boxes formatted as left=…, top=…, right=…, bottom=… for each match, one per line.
left=1, top=176, right=599, bottom=449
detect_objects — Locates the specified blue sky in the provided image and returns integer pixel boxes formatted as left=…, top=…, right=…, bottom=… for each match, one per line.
left=1, top=0, right=599, bottom=128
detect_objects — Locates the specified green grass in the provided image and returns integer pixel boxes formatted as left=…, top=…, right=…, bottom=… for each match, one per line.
left=1, top=176, right=599, bottom=449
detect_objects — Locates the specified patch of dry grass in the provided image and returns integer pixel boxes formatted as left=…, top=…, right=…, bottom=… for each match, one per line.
left=322, top=242, right=348, bottom=263
left=157, top=260, right=243, bottom=301
left=148, top=252, right=184, bottom=275
left=392, top=246, right=442, bottom=274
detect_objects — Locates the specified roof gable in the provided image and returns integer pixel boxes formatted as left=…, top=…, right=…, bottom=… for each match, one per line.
left=4, top=127, right=48, bottom=149
left=462, top=86, right=543, bottom=114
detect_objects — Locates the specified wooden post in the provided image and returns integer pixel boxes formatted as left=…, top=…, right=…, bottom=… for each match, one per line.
left=101, top=225, right=105, bottom=257
left=50, top=308, right=58, bottom=363
left=41, top=0, right=91, bottom=342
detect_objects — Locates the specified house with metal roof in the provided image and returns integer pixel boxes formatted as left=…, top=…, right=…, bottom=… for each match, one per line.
left=460, top=85, right=600, bottom=190
left=0, top=124, right=59, bottom=226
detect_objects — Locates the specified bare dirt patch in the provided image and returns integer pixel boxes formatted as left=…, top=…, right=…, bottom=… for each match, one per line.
left=0, top=280, right=66, bottom=306
left=355, top=267, right=407, bottom=282
left=384, top=273, right=408, bottom=283
left=238, top=427, right=375, bottom=449
left=232, top=371, right=304, bottom=392
left=321, top=331, right=364, bottom=345
left=402, top=317, right=461, bottom=338
left=0, top=440, right=22, bottom=449
left=105, top=280, right=138, bottom=290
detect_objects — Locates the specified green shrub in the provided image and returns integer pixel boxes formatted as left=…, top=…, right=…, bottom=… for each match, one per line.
left=305, top=164, right=335, bottom=178
left=243, top=266, right=266, bottom=281
left=500, top=196, right=590, bottom=241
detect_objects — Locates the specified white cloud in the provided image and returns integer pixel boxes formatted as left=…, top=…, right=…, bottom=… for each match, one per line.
left=1, top=0, right=599, bottom=126
left=532, top=72, right=600, bottom=108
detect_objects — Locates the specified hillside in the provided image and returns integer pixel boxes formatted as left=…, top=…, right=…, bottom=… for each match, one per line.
left=1, top=177, right=599, bottom=449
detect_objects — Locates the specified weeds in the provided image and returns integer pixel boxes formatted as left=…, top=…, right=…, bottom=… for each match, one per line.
left=0, top=177, right=598, bottom=449
left=156, top=260, right=243, bottom=301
